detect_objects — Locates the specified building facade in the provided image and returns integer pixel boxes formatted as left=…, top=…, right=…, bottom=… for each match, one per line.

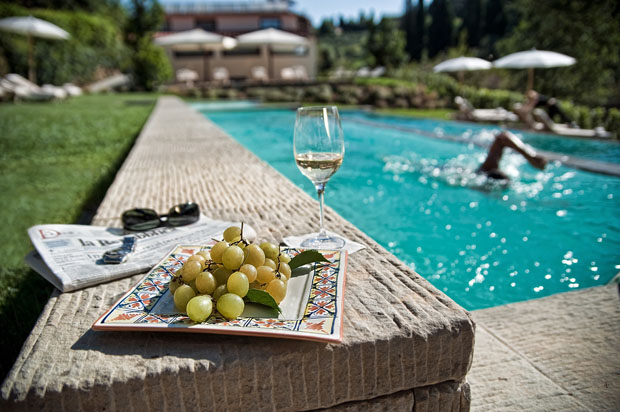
left=159, top=1, right=316, bottom=82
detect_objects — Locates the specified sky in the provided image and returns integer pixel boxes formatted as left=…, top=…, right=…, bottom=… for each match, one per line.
left=291, top=0, right=405, bottom=25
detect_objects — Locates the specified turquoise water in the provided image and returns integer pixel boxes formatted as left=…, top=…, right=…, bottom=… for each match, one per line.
left=199, top=107, right=620, bottom=310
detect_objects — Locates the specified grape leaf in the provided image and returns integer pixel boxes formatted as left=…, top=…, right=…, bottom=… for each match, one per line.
left=288, top=250, right=330, bottom=270
left=245, top=289, right=281, bottom=313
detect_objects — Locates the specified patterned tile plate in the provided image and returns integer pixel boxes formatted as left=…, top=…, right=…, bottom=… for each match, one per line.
left=93, top=245, right=347, bottom=343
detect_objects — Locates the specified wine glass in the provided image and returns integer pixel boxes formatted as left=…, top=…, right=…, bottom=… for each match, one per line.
left=294, top=106, right=346, bottom=249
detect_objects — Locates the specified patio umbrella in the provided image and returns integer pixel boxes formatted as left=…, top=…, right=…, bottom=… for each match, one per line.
left=433, top=56, right=492, bottom=83
left=493, top=50, right=576, bottom=91
left=154, top=28, right=237, bottom=49
left=154, top=29, right=237, bottom=80
left=0, top=15, right=70, bottom=83
left=236, top=28, right=309, bottom=79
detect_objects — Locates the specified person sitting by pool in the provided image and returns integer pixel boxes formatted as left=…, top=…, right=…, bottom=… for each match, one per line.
left=478, top=131, right=547, bottom=180
left=513, top=90, right=576, bottom=131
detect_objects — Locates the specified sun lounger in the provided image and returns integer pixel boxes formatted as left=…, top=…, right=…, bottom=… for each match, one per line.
left=175, top=68, right=199, bottom=87
left=41, top=84, right=68, bottom=99
left=86, top=73, right=131, bottom=93
left=251, top=66, right=268, bottom=82
left=62, top=83, right=82, bottom=96
left=4, top=73, right=60, bottom=101
left=292, top=65, right=308, bottom=80
left=533, top=108, right=614, bottom=139
left=1, top=75, right=56, bottom=101
left=280, top=67, right=296, bottom=80
left=212, top=67, right=229, bottom=83
left=455, top=96, right=519, bottom=123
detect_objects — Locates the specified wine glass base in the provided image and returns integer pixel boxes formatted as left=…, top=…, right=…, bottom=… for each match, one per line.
left=300, top=234, right=346, bottom=250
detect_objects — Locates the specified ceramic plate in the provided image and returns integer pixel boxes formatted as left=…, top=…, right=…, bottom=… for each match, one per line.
left=93, top=245, right=347, bottom=343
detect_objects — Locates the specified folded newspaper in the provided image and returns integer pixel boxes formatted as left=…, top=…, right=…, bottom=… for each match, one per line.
left=26, top=216, right=255, bottom=292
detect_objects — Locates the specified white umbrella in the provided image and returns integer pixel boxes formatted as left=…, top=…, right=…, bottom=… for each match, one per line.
left=154, top=29, right=236, bottom=81
left=434, top=56, right=492, bottom=83
left=433, top=57, right=492, bottom=73
left=154, top=28, right=237, bottom=50
left=493, top=50, right=576, bottom=91
left=0, top=15, right=70, bottom=83
left=236, top=28, right=308, bottom=79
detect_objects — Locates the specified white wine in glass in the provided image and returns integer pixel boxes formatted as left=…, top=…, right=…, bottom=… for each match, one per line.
left=294, top=106, right=346, bottom=249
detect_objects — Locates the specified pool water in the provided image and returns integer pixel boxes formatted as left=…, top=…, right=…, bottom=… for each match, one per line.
left=198, top=107, right=620, bottom=310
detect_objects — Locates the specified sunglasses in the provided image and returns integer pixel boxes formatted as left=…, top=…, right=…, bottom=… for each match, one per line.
left=122, top=202, right=200, bottom=231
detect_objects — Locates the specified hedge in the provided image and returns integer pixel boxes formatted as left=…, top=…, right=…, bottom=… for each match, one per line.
left=0, top=2, right=129, bottom=85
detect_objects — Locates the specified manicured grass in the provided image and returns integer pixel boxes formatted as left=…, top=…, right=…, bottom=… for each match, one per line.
left=376, top=107, right=456, bottom=120
left=0, top=93, right=157, bottom=380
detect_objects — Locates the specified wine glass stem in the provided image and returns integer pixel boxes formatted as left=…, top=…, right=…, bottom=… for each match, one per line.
left=315, top=182, right=327, bottom=238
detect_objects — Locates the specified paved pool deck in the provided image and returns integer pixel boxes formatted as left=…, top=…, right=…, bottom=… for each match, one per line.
left=470, top=283, right=620, bottom=411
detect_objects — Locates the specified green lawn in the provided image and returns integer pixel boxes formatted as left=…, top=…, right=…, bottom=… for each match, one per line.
left=0, top=93, right=156, bottom=381
left=376, top=107, right=455, bottom=120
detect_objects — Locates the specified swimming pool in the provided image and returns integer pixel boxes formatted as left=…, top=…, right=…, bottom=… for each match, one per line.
left=198, top=106, right=620, bottom=310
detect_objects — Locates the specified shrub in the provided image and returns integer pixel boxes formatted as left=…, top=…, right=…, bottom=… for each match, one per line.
left=131, top=37, right=171, bottom=91
left=605, top=109, right=620, bottom=138
left=0, top=3, right=129, bottom=85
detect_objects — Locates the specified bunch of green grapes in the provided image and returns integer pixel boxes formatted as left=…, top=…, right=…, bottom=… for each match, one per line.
left=169, top=225, right=292, bottom=323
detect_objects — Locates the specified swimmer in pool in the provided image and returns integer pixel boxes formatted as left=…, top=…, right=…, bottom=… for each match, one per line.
left=478, top=131, right=547, bottom=180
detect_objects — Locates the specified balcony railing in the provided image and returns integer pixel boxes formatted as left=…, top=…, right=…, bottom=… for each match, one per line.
left=164, top=1, right=292, bottom=14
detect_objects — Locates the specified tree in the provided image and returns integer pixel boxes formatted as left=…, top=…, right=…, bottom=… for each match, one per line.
left=366, top=17, right=407, bottom=70
left=318, top=18, right=336, bottom=36
left=428, top=0, right=455, bottom=58
left=414, top=0, right=425, bottom=60
left=402, top=0, right=416, bottom=57
left=462, top=0, right=482, bottom=48
left=480, top=0, right=508, bottom=58
left=497, top=0, right=620, bottom=106
left=124, top=0, right=171, bottom=90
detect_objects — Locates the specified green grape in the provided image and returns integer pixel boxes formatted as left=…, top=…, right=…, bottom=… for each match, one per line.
left=186, top=295, right=213, bottom=323
left=213, top=266, right=232, bottom=285
left=239, top=264, right=257, bottom=283
left=222, top=245, right=244, bottom=270
left=259, top=242, right=279, bottom=261
left=213, top=284, right=228, bottom=300
left=227, top=271, right=249, bottom=297
left=196, top=271, right=217, bottom=294
left=169, top=275, right=183, bottom=294
left=217, top=293, right=245, bottom=320
left=243, top=244, right=265, bottom=267
left=187, top=254, right=206, bottom=269
left=266, top=279, right=287, bottom=304
left=181, top=260, right=202, bottom=282
left=256, top=265, right=276, bottom=284
left=223, top=226, right=242, bottom=243
left=174, top=284, right=196, bottom=311
left=263, top=258, right=276, bottom=270
left=196, top=250, right=210, bottom=261
left=278, top=252, right=291, bottom=264
left=210, top=241, right=229, bottom=263
left=277, top=262, right=292, bottom=280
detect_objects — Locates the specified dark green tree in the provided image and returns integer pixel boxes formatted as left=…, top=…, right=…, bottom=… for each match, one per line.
left=462, top=0, right=482, bottom=47
left=414, top=0, right=425, bottom=60
left=402, top=0, right=417, bottom=57
left=366, top=17, right=407, bottom=70
left=497, top=0, right=620, bottom=106
left=480, top=0, right=508, bottom=58
left=428, top=0, right=455, bottom=58
left=124, top=0, right=171, bottom=90
left=318, top=18, right=336, bottom=36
